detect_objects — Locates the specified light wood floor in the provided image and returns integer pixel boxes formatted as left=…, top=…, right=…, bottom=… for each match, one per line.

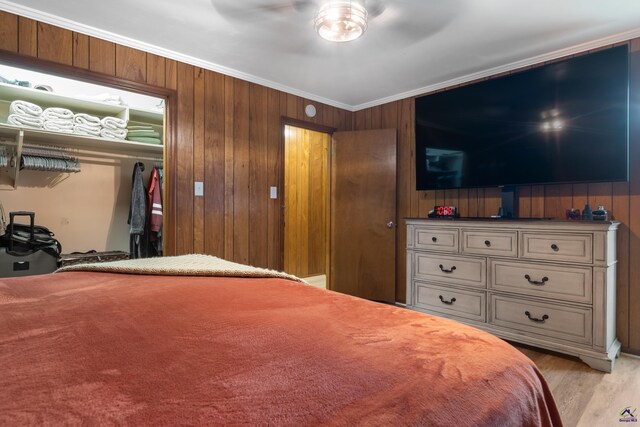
left=513, top=344, right=640, bottom=427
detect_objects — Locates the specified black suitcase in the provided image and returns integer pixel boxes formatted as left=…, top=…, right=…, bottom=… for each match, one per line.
left=0, top=211, right=60, bottom=277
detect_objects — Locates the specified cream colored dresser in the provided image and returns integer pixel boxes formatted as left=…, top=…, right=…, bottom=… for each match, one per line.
left=405, top=218, right=620, bottom=372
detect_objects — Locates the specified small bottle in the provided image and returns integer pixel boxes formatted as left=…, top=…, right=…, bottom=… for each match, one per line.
left=592, top=205, right=610, bottom=221
left=581, top=204, right=593, bottom=220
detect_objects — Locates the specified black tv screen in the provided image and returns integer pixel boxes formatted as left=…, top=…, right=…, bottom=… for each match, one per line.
left=415, top=45, right=629, bottom=190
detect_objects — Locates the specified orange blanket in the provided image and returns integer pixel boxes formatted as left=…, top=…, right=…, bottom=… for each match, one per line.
left=0, top=272, right=562, bottom=426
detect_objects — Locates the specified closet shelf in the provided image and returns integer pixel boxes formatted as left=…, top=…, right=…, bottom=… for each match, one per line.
left=0, top=124, right=163, bottom=155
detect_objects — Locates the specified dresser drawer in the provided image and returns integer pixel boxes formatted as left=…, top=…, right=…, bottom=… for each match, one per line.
left=415, top=281, right=486, bottom=322
left=490, top=295, right=592, bottom=345
left=521, top=232, right=593, bottom=263
left=414, top=227, right=458, bottom=252
left=461, top=229, right=518, bottom=257
left=413, top=253, right=486, bottom=288
left=490, top=260, right=592, bottom=304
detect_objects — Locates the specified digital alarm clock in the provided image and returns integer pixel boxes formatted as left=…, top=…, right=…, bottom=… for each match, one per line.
left=428, top=205, right=458, bottom=218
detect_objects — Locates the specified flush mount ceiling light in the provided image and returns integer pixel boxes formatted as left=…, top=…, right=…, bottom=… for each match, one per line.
left=315, top=1, right=368, bottom=43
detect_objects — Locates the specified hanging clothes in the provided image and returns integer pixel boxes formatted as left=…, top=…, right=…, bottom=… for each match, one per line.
left=128, top=162, right=147, bottom=259
left=147, top=166, right=163, bottom=256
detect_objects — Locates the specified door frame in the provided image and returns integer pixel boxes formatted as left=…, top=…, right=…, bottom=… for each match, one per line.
left=280, top=117, right=336, bottom=283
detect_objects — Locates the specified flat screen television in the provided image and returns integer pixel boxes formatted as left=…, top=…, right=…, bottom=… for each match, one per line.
left=415, top=45, right=629, bottom=191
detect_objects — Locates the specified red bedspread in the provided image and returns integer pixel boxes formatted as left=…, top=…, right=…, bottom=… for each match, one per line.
left=0, top=272, right=562, bottom=426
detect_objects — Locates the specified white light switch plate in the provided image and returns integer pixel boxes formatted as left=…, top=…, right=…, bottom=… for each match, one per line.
left=270, top=186, right=277, bottom=199
left=194, top=181, right=204, bottom=197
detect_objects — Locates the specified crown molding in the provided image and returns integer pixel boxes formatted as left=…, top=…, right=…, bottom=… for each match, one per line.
left=0, top=1, right=353, bottom=111
left=352, top=26, right=640, bottom=111
left=2, top=1, right=639, bottom=113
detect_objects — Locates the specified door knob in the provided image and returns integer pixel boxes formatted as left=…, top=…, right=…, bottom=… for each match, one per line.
left=386, top=221, right=395, bottom=229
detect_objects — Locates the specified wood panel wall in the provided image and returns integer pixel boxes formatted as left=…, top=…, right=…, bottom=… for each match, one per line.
left=0, top=10, right=353, bottom=273
left=353, top=39, right=640, bottom=355
left=283, top=126, right=330, bottom=277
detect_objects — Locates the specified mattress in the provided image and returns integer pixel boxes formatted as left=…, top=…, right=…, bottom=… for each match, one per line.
left=0, top=266, right=562, bottom=426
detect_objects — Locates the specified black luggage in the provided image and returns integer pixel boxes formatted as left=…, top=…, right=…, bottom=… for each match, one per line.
left=0, top=211, right=61, bottom=277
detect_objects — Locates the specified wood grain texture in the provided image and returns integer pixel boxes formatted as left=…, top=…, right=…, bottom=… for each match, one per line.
left=72, top=33, right=89, bottom=69
left=249, top=83, right=269, bottom=268
left=192, top=68, right=205, bottom=254
left=267, top=88, right=282, bottom=270
left=115, top=45, right=146, bottom=83
left=165, top=59, right=177, bottom=90
left=233, top=79, right=250, bottom=264
left=203, top=70, right=226, bottom=258
left=223, top=76, right=235, bottom=260
left=37, top=22, right=72, bottom=65
left=89, top=37, right=115, bottom=75
left=0, top=11, right=18, bottom=52
left=18, top=16, right=37, bottom=57
left=146, top=53, right=165, bottom=87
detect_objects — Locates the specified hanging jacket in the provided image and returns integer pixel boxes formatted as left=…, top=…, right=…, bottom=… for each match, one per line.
left=147, top=167, right=163, bottom=238
left=128, top=162, right=147, bottom=258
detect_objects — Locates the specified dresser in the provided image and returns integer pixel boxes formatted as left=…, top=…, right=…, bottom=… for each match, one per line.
left=405, top=218, right=620, bottom=372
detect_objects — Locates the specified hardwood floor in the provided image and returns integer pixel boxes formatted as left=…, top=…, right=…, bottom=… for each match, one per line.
left=513, top=344, right=640, bottom=427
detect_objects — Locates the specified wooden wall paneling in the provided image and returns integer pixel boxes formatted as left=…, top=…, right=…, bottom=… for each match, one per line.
left=363, top=108, right=373, bottom=129
left=531, top=185, right=545, bottom=217
left=286, top=93, right=300, bottom=120
left=467, top=188, right=479, bottom=217
left=203, top=70, right=225, bottom=258
left=165, top=59, right=177, bottom=90
left=284, top=126, right=299, bottom=274
left=175, top=62, right=195, bottom=254
left=458, top=189, right=470, bottom=217
left=249, top=83, right=269, bottom=268
left=371, top=105, right=382, bottom=129
left=18, top=17, right=37, bottom=57
left=266, top=88, right=282, bottom=270
left=612, top=181, right=630, bottom=349
left=544, top=184, right=572, bottom=218
left=72, top=33, right=89, bottom=69
left=397, top=98, right=413, bottom=302
left=36, top=22, right=72, bottom=65
left=572, top=183, right=589, bottom=211
left=89, top=37, right=115, bottom=75
left=146, top=54, right=165, bottom=87
left=115, top=45, right=146, bottom=83
left=434, top=190, right=445, bottom=206
left=477, top=189, right=486, bottom=217
left=483, top=187, right=501, bottom=217
left=354, top=110, right=366, bottom=130
left=192, top=68, right=205, bottom=254
left=381, top=102, right=398, bottom=129
left=627, top=45, right=640, bottom=351
left=233, top=79, right=250, bottom=264
left=588, top=182, right=613, bottom=212
left=223, top=76, right=235, bottom=259
left=518, top=186, right=532, bottom=218
left=444, top=189, right=459, bottom=208
left=0, top=11, right=18, bottom=52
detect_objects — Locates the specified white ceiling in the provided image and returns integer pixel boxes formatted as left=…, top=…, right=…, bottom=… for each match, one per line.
left=2, top=0, right=640, bottom=110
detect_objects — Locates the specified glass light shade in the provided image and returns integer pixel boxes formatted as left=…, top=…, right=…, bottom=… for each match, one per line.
left=315, top=1, right=368, bottom=42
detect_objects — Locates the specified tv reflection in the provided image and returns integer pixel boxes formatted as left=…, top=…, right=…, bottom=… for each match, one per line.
left=425, top=148, right=465, bottom=188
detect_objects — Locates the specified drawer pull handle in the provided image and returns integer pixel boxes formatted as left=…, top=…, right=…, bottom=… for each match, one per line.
left=524, top=274, right=549, bottom=286
left=551, top=243, right=559, bottom=252
left=524, top=311, right=549, bottom=323
left=439, top=264, right=457, bottom=273
left=439, top=295, right=456, bottom=305
left=484, top=240, right=491, bottom=247
left=432, top=236, right=438, bottom=242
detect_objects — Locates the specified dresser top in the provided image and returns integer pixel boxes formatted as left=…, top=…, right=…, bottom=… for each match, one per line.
left=404, top=217, right=619, bottom=231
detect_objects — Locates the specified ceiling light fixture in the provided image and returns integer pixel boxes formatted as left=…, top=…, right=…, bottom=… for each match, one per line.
left=315, top=1, right=368, bottom=43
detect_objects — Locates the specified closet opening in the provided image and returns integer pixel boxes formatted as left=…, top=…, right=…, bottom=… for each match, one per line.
left=0, top=51, right=176, bottom=265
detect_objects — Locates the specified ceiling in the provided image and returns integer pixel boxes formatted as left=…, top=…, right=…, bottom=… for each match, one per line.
left=2, top=0, right=640, bottom=110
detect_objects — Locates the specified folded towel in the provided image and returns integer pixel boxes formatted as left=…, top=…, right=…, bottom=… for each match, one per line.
left=126, top=130, right=160, bottom=138
left=9, top=100, right=43, bottom=117
left=127, top=136, right=162, bottom=145
left=127, top=125, right=155, bottom=131
left=42, top=107, right=74, bottom=121
left=43, top=119, right=74, bottom=133
left=74, top=113, right=102, bottom=127
left=101, top=116, right=128, bottom=130
left=7, top=114, right=44, bottom=128
left=75, top=93, right=126, bottom=106
left=100, top=128, right=128, bottom=140
left=73, top=124, right=101, bottom=137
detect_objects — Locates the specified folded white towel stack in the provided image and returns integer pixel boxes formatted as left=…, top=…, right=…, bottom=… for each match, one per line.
left=9, top=100, right=43, bottom=117
left=73, top=124, right=101, bottom=137
left=101, top=116, right=127, bottom=130
left=74, top=113, right=102, bottom=127
left=42, top=107, right=74, bottom=121
left=100, top=128, right=128, bottom=140
left=8, top=114, right=44, bottom=129
left=43, top=119, right=74, bottom=133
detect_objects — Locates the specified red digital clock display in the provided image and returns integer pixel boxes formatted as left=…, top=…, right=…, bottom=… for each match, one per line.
left=428, top=205, right=458, bottom=218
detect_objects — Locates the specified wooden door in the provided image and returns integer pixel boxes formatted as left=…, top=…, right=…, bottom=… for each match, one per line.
left=330, top=129, right=397, bottom=302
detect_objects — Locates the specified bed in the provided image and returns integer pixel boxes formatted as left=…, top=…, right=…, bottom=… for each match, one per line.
left=0, top=255, right=562, bottom=426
